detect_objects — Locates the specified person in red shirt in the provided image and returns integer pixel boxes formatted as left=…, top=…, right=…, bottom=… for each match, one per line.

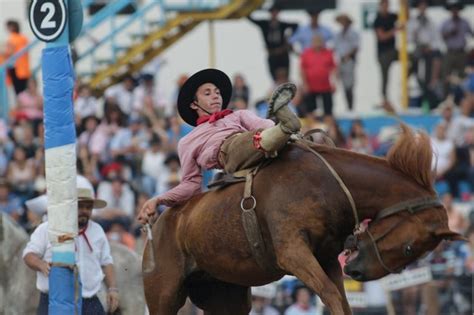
left=300, top=34, right=337, bottom=117
left=5, top=20, right=30, bottom=95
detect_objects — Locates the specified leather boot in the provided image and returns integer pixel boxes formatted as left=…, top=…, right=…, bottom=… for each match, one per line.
left=259, top=124, right=291, bottom=154
left=268, top=83, right=301, bottom=134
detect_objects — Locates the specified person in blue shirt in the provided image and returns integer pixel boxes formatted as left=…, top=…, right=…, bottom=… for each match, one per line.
left=0, top=178, right=22, bottom=222
left=289, top=9, right=333, bottom=53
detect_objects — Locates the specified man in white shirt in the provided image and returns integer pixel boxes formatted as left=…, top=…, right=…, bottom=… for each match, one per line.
left=407, top=0, right=443, bottom=108
left=447, top=97, right=474, bottom=147
left=23, top=188, right=119, bottom=314
left=284, top=285, right=317, bottom=315
left=97, top=176, right=136, bottom=217
left=250, top=284, right=279, bottom=315
left=430, top=122, right=455, bottom=179
left=104, top=75, right=136, bottom=115
left=132, top=73, right=168, bottom=116
left=334, top=13, right=359, bottom=111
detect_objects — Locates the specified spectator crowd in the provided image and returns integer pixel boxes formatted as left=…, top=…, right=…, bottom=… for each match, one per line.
left=1, top=0, right=473, bottom=314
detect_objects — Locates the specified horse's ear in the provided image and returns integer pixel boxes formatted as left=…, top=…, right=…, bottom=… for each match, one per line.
left=435, top=229, right=468, bottom=242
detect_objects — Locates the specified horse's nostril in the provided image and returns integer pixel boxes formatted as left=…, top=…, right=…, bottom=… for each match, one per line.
left=348, top=270, right=363, bottom=280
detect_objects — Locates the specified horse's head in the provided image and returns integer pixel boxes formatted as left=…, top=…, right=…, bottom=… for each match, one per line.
left=343, top=200, right=465, bottom=281
left=343, top=124, right=465, bottom=280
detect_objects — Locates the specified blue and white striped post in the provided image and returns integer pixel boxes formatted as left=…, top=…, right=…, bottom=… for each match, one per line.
left=29, top=0, right=83, bottom=313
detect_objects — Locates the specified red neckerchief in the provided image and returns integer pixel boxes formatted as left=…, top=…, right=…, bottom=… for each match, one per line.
left=196, top=109, right=233, bottom=125
left=79, top=224, right=93, bottom=252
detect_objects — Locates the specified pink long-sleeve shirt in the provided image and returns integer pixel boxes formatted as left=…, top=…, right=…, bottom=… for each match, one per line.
left=159, top=110, right=274, bottom=207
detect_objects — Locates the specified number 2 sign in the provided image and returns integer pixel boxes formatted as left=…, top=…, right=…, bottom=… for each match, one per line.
left=29, top=0, right=67, bottom=42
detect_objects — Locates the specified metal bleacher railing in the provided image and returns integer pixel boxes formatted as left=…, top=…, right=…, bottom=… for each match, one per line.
left=0, top=0, right=262, bottom=120
left=0, top=0, right=96, bottom=120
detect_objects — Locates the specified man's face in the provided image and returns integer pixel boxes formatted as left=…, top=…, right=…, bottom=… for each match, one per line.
left=168, top=160, right=180, bottom=172
left=270, top=9, right=279, bottom=19
left=192, top=83, right=223, bottom=116
left=418, top=2, right=427, bottom=13
left=111, top=180, right=123, bottom=195
left=435, top=124, right=447, bottom=139
left=0, top=185, right=8, bottom=199
left=78, top=200, right=93, bottom=229
left=295, top=288, right=311, bottom=305
left=85, top=117, right=98, bottom=131
left=123, top=78, right=135, bottom=91
left=380, top=0, right=389, bottom=13
left=310, top=13, right=319, bottom=25
left=312, top=35, right=324, bottom=50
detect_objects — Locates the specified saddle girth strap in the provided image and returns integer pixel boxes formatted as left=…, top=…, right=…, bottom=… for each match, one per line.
left=293, top=138, right=360, bottom=230
left=241, top=166, right=278, bottom=273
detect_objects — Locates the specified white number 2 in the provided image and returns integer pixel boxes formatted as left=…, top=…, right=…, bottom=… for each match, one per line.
left=40, top=2, right=56, bottom=29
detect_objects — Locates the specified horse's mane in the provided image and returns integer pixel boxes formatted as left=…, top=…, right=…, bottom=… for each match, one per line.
left=386, top=123, right=435, bottom=192
left=295, top=123, right=434, bottom=192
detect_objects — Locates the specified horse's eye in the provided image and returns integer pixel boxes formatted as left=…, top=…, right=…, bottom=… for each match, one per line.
left=404, top=245, right=414, bottom=257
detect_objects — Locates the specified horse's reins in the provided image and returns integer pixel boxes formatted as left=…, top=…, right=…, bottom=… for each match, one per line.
left=294, top=137, right=360, bottom=230
left=142, top=223, right=156, bottom=274
left=294, top=136, right=443, bottom=274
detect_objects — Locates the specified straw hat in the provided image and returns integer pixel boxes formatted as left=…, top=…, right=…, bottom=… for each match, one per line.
left=78, top=188, right=107, bottom=209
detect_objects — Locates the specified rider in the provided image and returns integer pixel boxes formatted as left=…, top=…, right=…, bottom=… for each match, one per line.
left=138, top=68, right=300, bottom=224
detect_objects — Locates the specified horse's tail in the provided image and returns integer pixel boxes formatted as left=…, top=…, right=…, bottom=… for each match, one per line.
left=142, top=224, right=156, bottom=273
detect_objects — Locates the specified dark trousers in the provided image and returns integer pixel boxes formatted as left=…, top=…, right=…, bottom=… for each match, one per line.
left=445, top=166, right=470, bottom=199
left=7, top=68, right=28, bottom=95
left=377, top=49, right=397, bottom=99
left=443, top=50, right=467, bottom=78
left=409, top=50, right=443, bottom=109
left=268, top=52, right=290, bottom=81
left=37, top=292, right=105, bottom=315
left=409, top=50, right=440, bottom=86
left=302, top=92, right=333, bottom=116
left=444, top=146, right=471, bottom=199
left=344, top=88, right=354, bottom=111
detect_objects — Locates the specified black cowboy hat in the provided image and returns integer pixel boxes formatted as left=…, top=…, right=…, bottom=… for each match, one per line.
left=177, top=68, right=232, bottom=126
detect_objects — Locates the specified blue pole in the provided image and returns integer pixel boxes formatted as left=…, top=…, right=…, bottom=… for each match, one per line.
left=32, top=0, right=82, bottom=313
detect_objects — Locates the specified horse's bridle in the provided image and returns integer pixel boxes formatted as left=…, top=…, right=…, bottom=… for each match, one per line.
left=365, top=196, right=443, bottom=273
left=294, top=138, right=444, bottom=274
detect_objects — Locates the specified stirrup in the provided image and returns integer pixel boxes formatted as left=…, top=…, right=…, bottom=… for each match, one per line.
left=268, top=83, right=297, bottom=117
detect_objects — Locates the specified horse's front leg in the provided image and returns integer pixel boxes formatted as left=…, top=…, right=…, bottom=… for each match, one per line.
left=323, top=258, right=352, bottom=315
left=272, top=234, right=346, bottom=315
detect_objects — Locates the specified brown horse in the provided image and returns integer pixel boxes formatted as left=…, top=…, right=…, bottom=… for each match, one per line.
left=142, top=124, right=464, bottom=315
